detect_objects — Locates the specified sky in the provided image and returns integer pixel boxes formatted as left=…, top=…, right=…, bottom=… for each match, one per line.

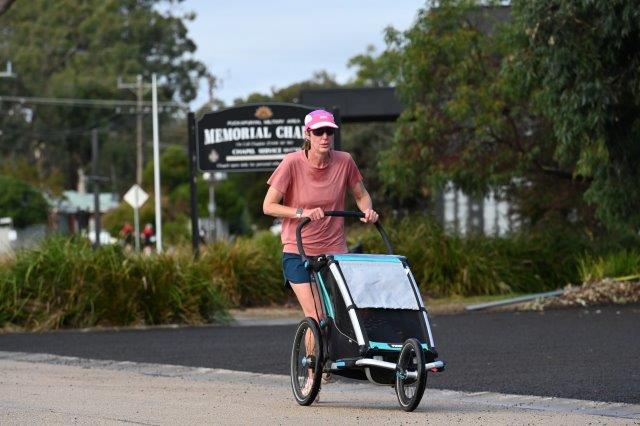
left=170, top=1, right=426, bottom=109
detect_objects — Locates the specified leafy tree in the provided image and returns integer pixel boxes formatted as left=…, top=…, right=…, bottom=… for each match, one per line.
left=347, top=43, right=403, bottom=88
left=0, top=175, right=48, bottom=227
left=364, top=0, right=592, bottom=227
left=234, top=70, right=340, bottom=105
left=0, top=0, right=209, bottom=191
left=139, top=143, right=252, bottom=235
left=142, top=145, right=189, bottom=193
left=0, top=157, right=65, bottom=196
left=512, top=0, right=640, bottom=230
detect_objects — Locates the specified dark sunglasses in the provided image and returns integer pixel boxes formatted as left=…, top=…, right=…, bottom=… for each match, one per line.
left=310, top=127, right=335, bottom=137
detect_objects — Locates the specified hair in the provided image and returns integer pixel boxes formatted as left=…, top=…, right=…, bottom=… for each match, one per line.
left=302, top=129, right=310, bottom=151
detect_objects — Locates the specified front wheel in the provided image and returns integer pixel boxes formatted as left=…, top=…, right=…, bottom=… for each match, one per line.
left=395, top=338, right=427, bottom=412
left=290, top=317, right=323, bottom=405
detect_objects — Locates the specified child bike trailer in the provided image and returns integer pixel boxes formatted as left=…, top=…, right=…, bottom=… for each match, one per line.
left=290, top=211, right=445, bottom=412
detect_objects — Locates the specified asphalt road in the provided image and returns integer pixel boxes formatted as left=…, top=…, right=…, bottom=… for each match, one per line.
left=1, top=304, right=638, bottom=404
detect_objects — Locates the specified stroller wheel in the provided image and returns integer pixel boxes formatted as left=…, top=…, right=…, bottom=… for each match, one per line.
left=290, top=317, right=323, bottom=405
left=395, top=338, right=427, bottom=412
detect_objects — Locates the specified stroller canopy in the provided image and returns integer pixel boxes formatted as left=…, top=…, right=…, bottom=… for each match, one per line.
left=332, top=254, right=420, bottom=310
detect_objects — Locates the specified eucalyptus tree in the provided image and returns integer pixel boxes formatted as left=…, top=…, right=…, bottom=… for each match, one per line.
left=0, top=0, right=209, bottom=190
left=512, top=0, right=640, bottom=231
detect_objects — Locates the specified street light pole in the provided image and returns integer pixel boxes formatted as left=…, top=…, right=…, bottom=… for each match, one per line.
left=151, top=73, right=162, bottom=253
left=92, top=129, right=101, bottom=248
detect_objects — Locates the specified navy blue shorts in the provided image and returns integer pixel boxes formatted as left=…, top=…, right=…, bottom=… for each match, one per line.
left=282, top=253, right=311, bottom=285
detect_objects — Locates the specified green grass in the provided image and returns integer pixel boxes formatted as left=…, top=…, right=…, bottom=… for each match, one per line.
left=577, top=250, right=640, bottom=282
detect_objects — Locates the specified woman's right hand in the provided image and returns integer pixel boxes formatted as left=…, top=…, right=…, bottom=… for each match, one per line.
left=303, top=208, right=324, bottom=221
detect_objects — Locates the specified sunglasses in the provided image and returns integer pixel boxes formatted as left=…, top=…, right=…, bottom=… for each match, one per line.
left=310, top=127, right=335, bottom=137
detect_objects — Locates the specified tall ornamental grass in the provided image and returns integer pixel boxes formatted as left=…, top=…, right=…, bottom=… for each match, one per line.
left=0, top=237, right=228, bottom=330
left=3, top=218, right=637, bottom=331
left=197, top=231, right=286, bottom=306
left=577, top=250, right=640, bottom=282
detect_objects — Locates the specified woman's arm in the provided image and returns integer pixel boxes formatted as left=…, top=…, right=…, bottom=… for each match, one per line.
left=350, top=181, right=379, bottom=223
left=263, top=186, right=296, bottom=218
left=263, top=186, right=324, bottom=220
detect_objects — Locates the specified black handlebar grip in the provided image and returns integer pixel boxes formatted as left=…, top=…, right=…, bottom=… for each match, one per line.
left=295, top=210, right=393, bottom=261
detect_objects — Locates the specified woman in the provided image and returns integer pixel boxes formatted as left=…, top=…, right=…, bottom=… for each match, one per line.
left=263, top=109, right=378, bottom=394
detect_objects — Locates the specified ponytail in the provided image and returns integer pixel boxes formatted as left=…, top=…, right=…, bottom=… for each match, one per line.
left=302, top=128, right=311, bottom=151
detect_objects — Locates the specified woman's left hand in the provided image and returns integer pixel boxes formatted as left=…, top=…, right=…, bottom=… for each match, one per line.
left=361, top=209, right=379, bottom=223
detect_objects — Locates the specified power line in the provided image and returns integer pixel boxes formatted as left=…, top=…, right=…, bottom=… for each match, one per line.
left=0, top=94, right=185, bottom=110
left=0, top=111, right=127, bottom=139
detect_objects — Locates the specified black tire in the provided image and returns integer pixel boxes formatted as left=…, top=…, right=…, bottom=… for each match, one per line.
left=395, top=338, right=427, bottom=412
left=290, top=317, right=323, bottom=405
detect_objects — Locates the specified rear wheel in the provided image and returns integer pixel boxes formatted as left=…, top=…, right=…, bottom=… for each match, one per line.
left=290, top=317, right=323, bottom=405
left=395, top=338, right=427, bottom=412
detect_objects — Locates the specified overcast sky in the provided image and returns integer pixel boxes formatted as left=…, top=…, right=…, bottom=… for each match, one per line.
left=172, top=1, right=426, bottom=108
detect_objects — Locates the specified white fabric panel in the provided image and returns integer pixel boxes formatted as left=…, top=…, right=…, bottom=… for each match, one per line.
left=336, top=261, right=419, bottom=310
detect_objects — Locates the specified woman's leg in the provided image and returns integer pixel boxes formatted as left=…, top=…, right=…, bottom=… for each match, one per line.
left=290, top=282, right=324, bottom=322
left=291, top=282, right=325, bottom=391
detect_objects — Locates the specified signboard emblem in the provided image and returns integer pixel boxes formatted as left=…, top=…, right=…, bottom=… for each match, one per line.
left=254, top=106, right=273, bottom=119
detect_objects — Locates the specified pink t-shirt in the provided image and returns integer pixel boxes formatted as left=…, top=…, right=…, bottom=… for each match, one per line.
left=267, top=150, right=363, bottom=256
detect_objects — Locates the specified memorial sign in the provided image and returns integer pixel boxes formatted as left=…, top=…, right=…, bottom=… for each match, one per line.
left=197, top=103, right=320, bottom=172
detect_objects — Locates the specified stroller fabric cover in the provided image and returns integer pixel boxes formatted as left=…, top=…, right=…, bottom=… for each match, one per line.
left=332, top=255, right=419, bottom=310
left=317, top=253, right=432, bottom=362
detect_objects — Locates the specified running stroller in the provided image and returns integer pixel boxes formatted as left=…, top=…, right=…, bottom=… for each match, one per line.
left=290, top=211, right=445, bottom=412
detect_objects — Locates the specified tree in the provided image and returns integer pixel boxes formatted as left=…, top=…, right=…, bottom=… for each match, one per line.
left=0, top=175, right=48, bottom=228
left=512, top=0, right=640, bottom=230
left=365, top=0, right=592, bottom=227
left=0, top=0, right=210, bottom=191
left=234, top=70, right=340, bottom=105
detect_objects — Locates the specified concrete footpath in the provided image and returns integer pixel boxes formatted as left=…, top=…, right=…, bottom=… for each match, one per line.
left=1, top=352, right=638, bottom=425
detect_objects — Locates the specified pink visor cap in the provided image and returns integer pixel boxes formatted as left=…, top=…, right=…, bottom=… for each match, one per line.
left=304, top=109, right=339, bottom=131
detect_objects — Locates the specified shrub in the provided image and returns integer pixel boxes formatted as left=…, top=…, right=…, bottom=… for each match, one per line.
left=0, top=236, right=228, bottom=330
left=197, top=231, right=285, bottom=306
left=0, top=175, right=49, bottom=228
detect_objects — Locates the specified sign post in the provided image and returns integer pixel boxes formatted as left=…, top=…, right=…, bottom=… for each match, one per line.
left=124, top=184, right=149, bottom=252
left=187, top=112, right=200, bottom=257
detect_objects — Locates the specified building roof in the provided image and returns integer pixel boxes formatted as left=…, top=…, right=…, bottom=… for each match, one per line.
left=55, top=190, right=120, bottom=214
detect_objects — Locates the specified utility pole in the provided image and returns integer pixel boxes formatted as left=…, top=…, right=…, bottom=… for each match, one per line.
left=88, top=129, right=108, bottom=249
left=117, top=75, right=151, bottom=185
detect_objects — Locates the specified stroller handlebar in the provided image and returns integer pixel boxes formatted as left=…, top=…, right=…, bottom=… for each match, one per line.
left=295, top=210, right=394, bottom=261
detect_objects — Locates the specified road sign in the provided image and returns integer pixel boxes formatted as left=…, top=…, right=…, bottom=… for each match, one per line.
left=124, top=184, right=149, bottom=209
